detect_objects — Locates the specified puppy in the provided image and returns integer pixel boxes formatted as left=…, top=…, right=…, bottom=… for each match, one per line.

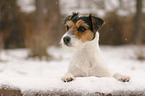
left=60, top=13, right=130, bottom=82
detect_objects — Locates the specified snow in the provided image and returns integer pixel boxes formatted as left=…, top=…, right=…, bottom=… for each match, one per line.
left=17, top=0, right=140, bottom=17
left=17, top=0, right=35, bottom=13
left=0, top=45, right=145, bottom=95
left=59, top=0, right=137, bottom=17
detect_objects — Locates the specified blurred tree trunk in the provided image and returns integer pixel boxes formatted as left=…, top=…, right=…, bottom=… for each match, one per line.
left=27, top=0, right=63, bottom=59
left=133, top=0, right=143, bottom=44
left=46, top=0, right=63, bottom=45
left=34, top=0, right=48, bottom=57
left=0, top=0, right=24, bottom=49
left=133, top=0, right=145, bottom=60
left=119, top=0, right=123, bottom=9
left=35, top=0, right=44, bottom=32
left=0, top=0, right=23, bottom=60
left=28, top=0, right=49, bottom=58
left=0, top=35, right=3, bottom=61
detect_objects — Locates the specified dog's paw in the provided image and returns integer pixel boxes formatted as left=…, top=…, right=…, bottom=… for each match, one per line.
left=113, top=73, right=130, bottom=82
left=61, top=73, right=74, bottom=82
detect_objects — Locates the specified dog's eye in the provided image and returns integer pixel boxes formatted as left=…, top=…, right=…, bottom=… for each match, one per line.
left=66, top=26, right=69, bottom=31
left=78, top=26, right=86, bottom=32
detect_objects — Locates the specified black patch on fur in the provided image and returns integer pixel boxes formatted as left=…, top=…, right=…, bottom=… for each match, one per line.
left=64, top=13, right=104, bottom=33
left=64, top=12, right=79, bottom=24
left=78, top=26, right=87, bottom=32
left=79, top=17, right=92, bottom=31
left=64, top=16, right=71, bottom=24
left=70, top=12, right=79, bottom=22
left=89, top=14, right=94, bottom=32
left=92, top=16, right=104, bottom=32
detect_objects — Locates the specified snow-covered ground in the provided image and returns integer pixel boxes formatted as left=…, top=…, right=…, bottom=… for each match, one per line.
left=0, top=45, right=145, bottom=95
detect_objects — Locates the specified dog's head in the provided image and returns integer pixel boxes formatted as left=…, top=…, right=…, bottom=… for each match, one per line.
left=60, top=12, right=104, bottom=49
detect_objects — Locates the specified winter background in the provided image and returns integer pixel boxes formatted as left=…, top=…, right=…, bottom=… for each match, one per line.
left=0, top=0, right=145, bottom=95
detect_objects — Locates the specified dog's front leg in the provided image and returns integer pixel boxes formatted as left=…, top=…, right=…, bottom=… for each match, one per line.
left=61, top=73, right=75, bottom=82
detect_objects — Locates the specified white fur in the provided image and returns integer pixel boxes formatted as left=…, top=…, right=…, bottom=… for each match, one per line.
left=60, top=32, right=84, bottom=49
left=61, top=31, right=130, bottom=82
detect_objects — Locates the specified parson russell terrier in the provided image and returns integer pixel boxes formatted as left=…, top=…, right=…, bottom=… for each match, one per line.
left=60, top=12, right=130, bottom=82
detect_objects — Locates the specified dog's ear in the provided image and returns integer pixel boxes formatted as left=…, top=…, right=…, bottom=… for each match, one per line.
left=64, top=15, right=71, bottom=24
left=70, top=12, right=79, bottom=20
left=89, top=14, right=104, bottom=32
left=64, top=12, right=79, bottom=24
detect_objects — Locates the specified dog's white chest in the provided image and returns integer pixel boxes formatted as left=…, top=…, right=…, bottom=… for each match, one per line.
left=74, top=51, right=91, bottom=68
left=67, top=40, right=111, bottom=77
left=68, top=47, right=97, bottom=76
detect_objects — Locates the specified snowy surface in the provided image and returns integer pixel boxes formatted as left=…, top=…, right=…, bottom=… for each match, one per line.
left=0, top=45, right=145, bottom=95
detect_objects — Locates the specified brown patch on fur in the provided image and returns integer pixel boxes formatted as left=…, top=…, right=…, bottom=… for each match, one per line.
left=65, top=20, right=94, bottom=42
left=76, top=20, right=89, bottom=29
left=74, top=30, right=94, bottom=42
left=65, top=21, right=75, bottom=28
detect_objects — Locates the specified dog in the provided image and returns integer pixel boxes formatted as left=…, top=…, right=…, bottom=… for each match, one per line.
left=60, top=12, right=130, bottom=82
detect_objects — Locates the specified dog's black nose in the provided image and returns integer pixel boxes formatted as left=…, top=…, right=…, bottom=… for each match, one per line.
left=63, top=36, right=71, bottom=45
